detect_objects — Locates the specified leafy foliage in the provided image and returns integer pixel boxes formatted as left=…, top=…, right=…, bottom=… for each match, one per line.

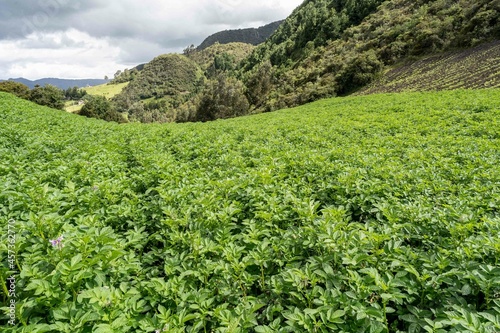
left=187, top=42, right=255, bottom=79
left=0, top=81, right=30, bottom=99
left=79, top=95, right=127, bottom=123
left=112, top=54, right=204, bottom=122
left=1, top=89, right=500, bottom=332
left=195, top=75, right=250, bottom=121
left=239, top=0, right=500, bottom=111
left=197, top=21, right=283, bottom=50
left=27, top=85, right=65, bottom=110
left=64, top=87, right=87, bottom=101
left=110, top=65, right=144, bottom=84
left=240, top=0, right=386, bottom=71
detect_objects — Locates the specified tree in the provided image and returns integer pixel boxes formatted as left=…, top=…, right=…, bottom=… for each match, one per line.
left=28, top=84, right=65, bottom=110
left=0, top=81, right=30, bottom=98
left=79, top=95, right=126, bottom=123
left=64, top=86, right=87, bottom=100
left=183, top=44, right=196, bottom=56
left=195, top=75, right=249, bottom=122
left=245, top=60, right=273, bottom=109
left=206, top=52, right=235, bottom=78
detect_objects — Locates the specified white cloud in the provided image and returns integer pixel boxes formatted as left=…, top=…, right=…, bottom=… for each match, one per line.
left=0, top=30, right=127, bottom=79
left=0, top=0, right=304, bottom=80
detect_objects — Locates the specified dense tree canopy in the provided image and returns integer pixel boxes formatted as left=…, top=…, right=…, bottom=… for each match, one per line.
left=27, top=85, right=65, bottom=110
left=238, top=0, right=500, bottom=111
left=79, top=95, right=126, bottom=123
left=0, top=81, right=30, bottom=98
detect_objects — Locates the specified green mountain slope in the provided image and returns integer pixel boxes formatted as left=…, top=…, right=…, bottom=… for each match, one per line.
left=241, top=0, right=386, bottom=71
left=241, top=0, right=500, bottom=111
left=197, top=20, right=283, bottom=50
left=358, top=40, right=500, bottom=94
left=112, top=54, right=204, bottom=122
left=111, top=43, right=256, bottom=123
left=188, top=42, right=255, bottom=75
left=102, top=0, right=500, bottom=123
left=1, top=89, right=500, bottom=331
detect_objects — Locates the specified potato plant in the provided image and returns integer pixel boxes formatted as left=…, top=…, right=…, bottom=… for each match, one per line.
left=0, top=89, right=500, bottom=332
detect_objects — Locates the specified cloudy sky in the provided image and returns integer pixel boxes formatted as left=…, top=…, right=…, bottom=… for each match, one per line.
left=0, top=0, right=303, bottom=80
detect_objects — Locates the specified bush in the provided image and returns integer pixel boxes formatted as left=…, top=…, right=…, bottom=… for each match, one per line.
left=195, top=75, right=250, bottom=122
left=245, top=61, right=273, bottom=109
left=28, top=85, right=65, bottom=110
left=0, top=81, right=30, bottom=98
left=79, top=95, right=127, bottom=123
left=64, top=86, right=87, bottom=101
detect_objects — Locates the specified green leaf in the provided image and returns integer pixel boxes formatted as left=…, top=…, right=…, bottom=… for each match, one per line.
left=304, top=308, right=319, bottom=316
left=328, top=309, right=345, bottom=324
left=52, top=308, right=69, bottom=320
left=370, top=320, right=386, bottom=333
left=81, top=312, right=101, bottom=324
left=93, top=324, right=115, bottom=333
left=400, top=314, right=418, bottom=323
left=461, top=284, right=472, bottom=296
left=71, top=254, right=83, bottom=267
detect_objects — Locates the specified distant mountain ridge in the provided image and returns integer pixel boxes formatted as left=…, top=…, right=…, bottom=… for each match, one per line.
left=197, top=20, right=284, bottom=50
left=1, top=78, right=109, bottom=89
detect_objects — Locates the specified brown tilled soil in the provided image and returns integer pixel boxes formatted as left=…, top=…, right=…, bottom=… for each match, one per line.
left=358, top=40, right=500, bottom=95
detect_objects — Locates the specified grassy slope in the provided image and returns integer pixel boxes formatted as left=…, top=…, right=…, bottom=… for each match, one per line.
left=359, top=40, right=500, bottom=95
left=1, top=90, right=500, bottom=331
left=84, top=82, right=129, bottom=99
left=64, top=82, right=129, bottom=113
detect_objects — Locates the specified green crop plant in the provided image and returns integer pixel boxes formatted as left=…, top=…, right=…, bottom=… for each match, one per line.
left=0, top=89, right=500, bottom=332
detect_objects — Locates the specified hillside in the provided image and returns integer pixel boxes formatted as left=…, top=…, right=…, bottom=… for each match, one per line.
left=110, top=64, right=146, bottom=84
left=358, top=40, right=500, bottom=95
left=1, top=89, right=500, bottom=332
left=240, top=0, right=500, bottom=111
left=94, top=0, right=500, bottom=124
left=197, top=20, right=283, bottom=50
left=112, top=54, right=204, bottom=122
left=84, top=82, right=129, bottom=99
left=110, top=43, right=255, bottom=123
left=64, top=82, right=130, bottom=113
left=188, top=42, right=255, bottom=73
left=1, top=77, right=109, bottom=89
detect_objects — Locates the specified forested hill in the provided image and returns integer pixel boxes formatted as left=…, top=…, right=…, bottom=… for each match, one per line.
left=240, top=0, right=500, bottom=111
left=93, top=0, right=500, bottom=124
left=197, top=20, right=283, bottom=50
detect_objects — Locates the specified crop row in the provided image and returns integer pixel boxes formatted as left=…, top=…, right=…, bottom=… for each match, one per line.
left=0, top=90, right=500, bottom=332
left=360, top=41, right=500, bottom=94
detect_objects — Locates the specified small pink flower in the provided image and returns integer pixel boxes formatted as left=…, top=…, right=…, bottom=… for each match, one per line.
left=49, top=235, right=64, bottom=249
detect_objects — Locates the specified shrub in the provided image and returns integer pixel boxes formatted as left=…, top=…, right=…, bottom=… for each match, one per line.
left=64, top=86, right=87, bottom=101
left=0, top=81, right=30, bottom=98
left=195, top=75, right=250, bottom=121
left=79, top=95, right=126, bottom=123
left=27, top=85, right=65, bottom=110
